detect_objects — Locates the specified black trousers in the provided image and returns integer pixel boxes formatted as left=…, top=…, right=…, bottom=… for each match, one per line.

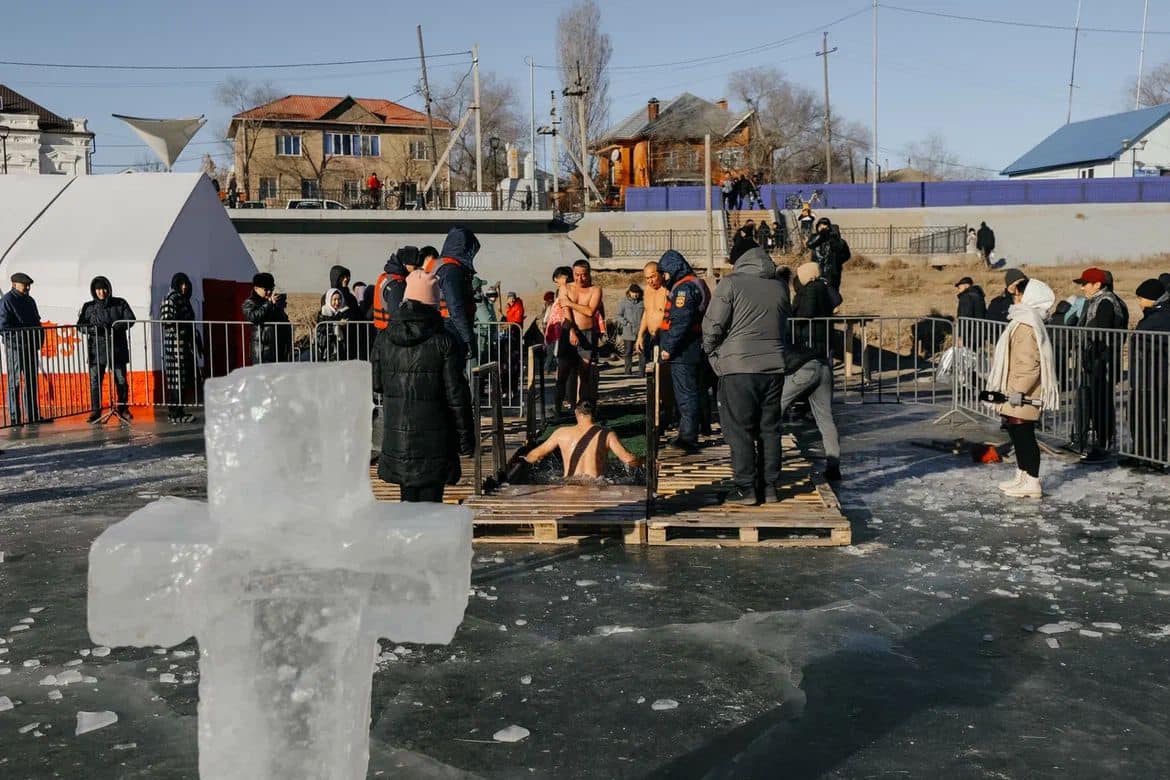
left=718, top=374, right=784, bottom=491
left=555, top=352, right=579, bottom=410
left=1006, top=421, right=1041, bottom=478
left=400, top=484, right=445, bottom=503
left=89, top=364, right=128, bottom=412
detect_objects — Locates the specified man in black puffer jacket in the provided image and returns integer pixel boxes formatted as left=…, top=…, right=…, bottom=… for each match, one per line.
left=77, top=276, right=136, bottom=422
left=242, top=273, right=292, bottom=364
left=372, top=269, right=474, bottom=502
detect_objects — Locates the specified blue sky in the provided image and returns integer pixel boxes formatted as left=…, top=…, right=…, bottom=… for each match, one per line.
left=3, top=0, right=1169, bottom=176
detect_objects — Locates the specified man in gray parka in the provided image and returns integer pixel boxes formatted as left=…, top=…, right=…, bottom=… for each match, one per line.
left=701, top=245, right=789, bottom=505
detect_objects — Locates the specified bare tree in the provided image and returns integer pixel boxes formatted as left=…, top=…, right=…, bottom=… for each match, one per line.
left=901, top=132, right=983, bottom=180
left=1131, top=61, right=1170, bottom=108
left=215, top=77, right=282, bottom=194
left=557, top=0, right=611, bottom=178
left=434, top=69, right=525, bottom=189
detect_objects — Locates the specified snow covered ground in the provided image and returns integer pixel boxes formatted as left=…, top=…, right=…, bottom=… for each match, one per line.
left=1, top=406, right=1168, bottom=778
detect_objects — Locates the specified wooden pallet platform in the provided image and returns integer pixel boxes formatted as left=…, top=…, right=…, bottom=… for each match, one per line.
left=465, top=484, right=647, bottom=544
left=649, top=432, right=849, bottom=547
left=370, top=414, right=528, bottom=504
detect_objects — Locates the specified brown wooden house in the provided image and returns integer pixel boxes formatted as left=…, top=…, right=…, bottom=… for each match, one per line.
left=592, top=93, right=756, bottom=207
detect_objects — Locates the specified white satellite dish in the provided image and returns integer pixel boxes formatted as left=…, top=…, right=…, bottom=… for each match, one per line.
left=112, top=114, right=208, bottom=171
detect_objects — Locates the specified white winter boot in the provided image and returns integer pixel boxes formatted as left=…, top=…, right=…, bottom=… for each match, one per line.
left=1003, top=474, right=1042, bottom=498
left=998, top=469, right=1025, bottom=492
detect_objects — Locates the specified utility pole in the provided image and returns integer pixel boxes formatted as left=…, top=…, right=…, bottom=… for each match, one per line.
left=472, top=45, right=483, bottom=192
left=816, top=31, right=838, bottom=184
left=563, top=61, right=591, bottom=209
left=525, top=56, right=536, bottom=173
left=416, top=25, right=440, bottom=203
left=1067, top=0, right=1083, bottom=124
left=704, top=133, right=714, bottom=278
left=871, top=0, right=878, bottom=208
left=537, top=90, right=561, bottom=197
left=1137, top=0, right=1151, bottom=109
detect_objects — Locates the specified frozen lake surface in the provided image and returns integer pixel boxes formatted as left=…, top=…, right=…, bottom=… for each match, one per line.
left=1, top=404, right=1169, bottom=778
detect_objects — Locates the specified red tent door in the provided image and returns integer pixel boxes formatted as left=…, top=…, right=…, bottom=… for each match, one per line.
left=201, top=278, right=254, bottom=376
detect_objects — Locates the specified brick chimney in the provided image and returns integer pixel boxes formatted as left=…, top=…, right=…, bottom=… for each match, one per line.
left=716, top=97, right=728, bottom=111
left=647, top=98, right=660, bottom=122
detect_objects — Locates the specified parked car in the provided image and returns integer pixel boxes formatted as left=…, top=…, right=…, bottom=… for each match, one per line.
left=286, top=199, right=347, bottom=210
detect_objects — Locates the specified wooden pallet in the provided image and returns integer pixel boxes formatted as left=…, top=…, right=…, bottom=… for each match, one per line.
left=648, top=433, right=849, bottom=547
left=464, top=484, right=647, bottom=544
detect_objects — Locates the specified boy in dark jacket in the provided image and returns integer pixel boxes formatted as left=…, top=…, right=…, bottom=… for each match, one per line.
left=372, top=269, right=475, bottom=502
left=77, top=276, right=136, bottom=423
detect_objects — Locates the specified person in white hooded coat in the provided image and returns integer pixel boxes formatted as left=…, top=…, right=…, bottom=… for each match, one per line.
left=985, top=278, right=1059, bottom=498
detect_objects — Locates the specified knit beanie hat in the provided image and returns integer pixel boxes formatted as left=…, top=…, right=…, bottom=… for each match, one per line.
left=404, top=269, right=439, bottom=306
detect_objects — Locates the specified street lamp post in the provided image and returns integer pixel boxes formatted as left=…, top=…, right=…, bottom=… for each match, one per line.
left=489, top=136, right=501, bottom=207
left=0, top=126, right=10, bottom=175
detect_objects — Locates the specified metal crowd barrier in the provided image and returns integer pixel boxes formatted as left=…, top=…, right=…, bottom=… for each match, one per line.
left=524, top=345, right=549, bottom=443
left=644, top=357, right=661, bottom=520
left=950, top=317, right=1170, bottom=467
left=472, top=361, right=507, bottom=496
left=787, top=316, right=954, bottom=405
left=474, top=321, right=525, bottom=412
left=1, top=325, right=110, bottom=427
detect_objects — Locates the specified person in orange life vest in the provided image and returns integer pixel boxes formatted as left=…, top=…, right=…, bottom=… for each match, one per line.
left=504, top=292, right=525, bottom=326
left=657, top=249, right=711, bottom=452
left=424, top=226, right=480, bottom=356
left=373, top=246, right=420, bottom=331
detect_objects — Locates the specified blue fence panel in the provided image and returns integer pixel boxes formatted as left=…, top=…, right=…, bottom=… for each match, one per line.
left=624, top=176, right=1170, bottom=211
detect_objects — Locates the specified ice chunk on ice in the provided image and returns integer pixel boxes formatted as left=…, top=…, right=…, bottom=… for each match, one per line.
left=1091, top=622, right=1122, bottom=631
left=86, top=363, right=472, bottom=780
left=57, top=670, right=83, bottom=686
left=19, top=722, right=39, bottom=734
left=159, top=673, right=177, bottom=684
left=595, top=625, right=636, bottom=636
left=47, top=690, right=63, bottom=701
left=75, top=711, right=118, bottom=735
left=493, top=725, right=530, bottom=743
left=39, top=675, right=58, bottom=686
left=652, top=699, right=679, bottom=711
left=520, top=675, right=532, bottom=685
left=90, top=647, right=110, bottom=658
left=0, top=696, right=13, bottom=711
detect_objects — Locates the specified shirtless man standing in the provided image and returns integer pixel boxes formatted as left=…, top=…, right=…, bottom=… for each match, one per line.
left=522, top=400, right=641, bottom=480
left=558, top=259, right=604, bottom=406
left=635, top=261, right=667, bottom=359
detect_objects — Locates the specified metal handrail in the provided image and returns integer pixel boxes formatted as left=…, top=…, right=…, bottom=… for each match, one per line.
left=471, top=361, right=506, bottom=496
left=644, top=356, right=660, bottom=520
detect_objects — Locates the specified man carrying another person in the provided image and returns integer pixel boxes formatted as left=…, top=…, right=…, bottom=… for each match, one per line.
left=557, top=259, right=604, bottom=407
left=518, top=400, right=641, bottom=482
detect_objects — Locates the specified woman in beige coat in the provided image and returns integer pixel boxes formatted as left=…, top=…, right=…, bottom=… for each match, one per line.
left=985, top=278, right=1059, bottom=498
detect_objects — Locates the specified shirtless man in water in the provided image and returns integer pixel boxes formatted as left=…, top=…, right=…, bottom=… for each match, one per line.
left=523, top=401, right=641, bottom=480
left=558, top=259, right=603, bottom=405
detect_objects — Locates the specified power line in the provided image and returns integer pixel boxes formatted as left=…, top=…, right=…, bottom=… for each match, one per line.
left=7, top=62, right=467, bottom=89
left=885, top=4, right=1170, bottom=35
left=530, top=6, right=869, bottom=74
left=0, top=50, right=471, bottom=72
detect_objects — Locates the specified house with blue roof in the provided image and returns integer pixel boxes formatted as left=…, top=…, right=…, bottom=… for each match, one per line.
left=1002, top=104, right=1170, bottom=179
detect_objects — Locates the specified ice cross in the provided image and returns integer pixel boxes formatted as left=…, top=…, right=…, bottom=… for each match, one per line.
left=87, top=362, right=472, bottom=779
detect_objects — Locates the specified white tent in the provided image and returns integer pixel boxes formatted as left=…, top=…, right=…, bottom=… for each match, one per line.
left=0, top=172, right=257, bottom=326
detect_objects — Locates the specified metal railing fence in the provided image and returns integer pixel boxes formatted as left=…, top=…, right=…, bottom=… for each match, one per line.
left=950, top=317, right=1170, bottom=467
left=787, top=316, right=955, bottom=405
left=474, top=321, right=526, bottom=412
left=838, top=225, right=968, bottom=255
left=598, top=229, right=709, bottom=259
left=2, top=325, right=98, bottom=427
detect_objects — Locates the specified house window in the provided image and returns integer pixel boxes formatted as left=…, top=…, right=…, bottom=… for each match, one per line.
left=1079, top=168, right=1095, bottom=179
left=275, top=135, right=301, bottom=156
left=259, top=176, right=278, bottom=200
left=717, top=147, right=745, bottom=170
left=301, top=179, right=320, bottom=199
left=324, top=132, right=381, bottom=157
left=409, top=140, right=431, bottom=161
left=342, top=179, right=361, bottom=203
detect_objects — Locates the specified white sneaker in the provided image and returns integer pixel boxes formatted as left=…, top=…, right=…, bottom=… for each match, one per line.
left=1003, top=475, right=1042, bottom=498
left=998, top=469, right=1025, bottom=492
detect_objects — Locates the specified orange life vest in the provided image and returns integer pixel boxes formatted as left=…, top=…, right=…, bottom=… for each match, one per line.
left=372, top=270, right=405, bottom=330
left=422, top=256, right=463, bottom=318
left=660, top=274, right=710, bottom=334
